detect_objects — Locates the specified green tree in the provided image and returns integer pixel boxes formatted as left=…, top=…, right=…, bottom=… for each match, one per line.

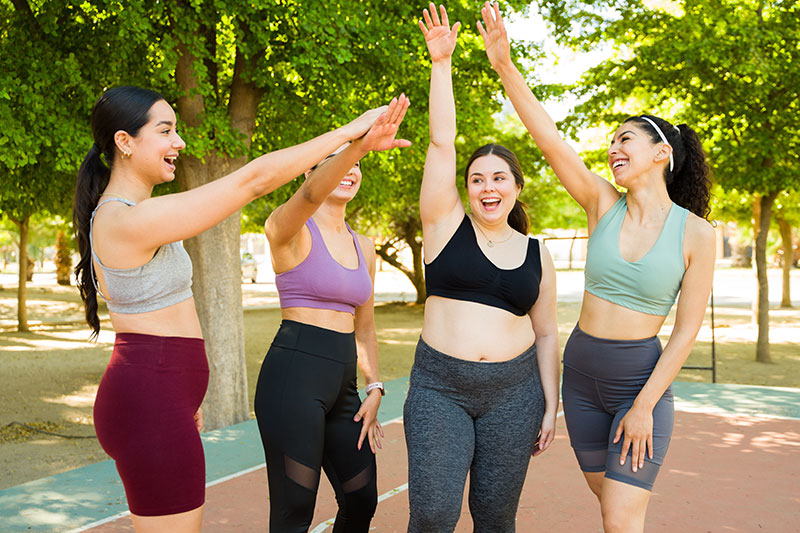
left=540, top=0, right=800, bottom=362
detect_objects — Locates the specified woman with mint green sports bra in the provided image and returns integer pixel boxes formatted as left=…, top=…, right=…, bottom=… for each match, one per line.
left=253, top=96, right=411, bottom=531
left=73, top=85, right=395, bottom=533
left=479, top=2, right=715, bottom=531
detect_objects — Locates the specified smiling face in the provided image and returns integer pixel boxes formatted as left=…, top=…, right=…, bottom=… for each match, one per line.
left=117, top=99, right=185, bottom=185
left=607, top=122, right=670, bottom=187
left=466, top=154, right=521, bottom=225
left=308, top=143, right=363, bottom=204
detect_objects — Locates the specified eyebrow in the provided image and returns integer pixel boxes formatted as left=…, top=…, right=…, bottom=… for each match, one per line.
left=155, top=120, right=175, bottom=127
left=611, top=130, right=637, bottom=145
left=469, top=171, right=509, bottom=177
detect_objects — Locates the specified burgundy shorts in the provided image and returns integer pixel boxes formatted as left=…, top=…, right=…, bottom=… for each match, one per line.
left=94, top=333, right=209, bottom=516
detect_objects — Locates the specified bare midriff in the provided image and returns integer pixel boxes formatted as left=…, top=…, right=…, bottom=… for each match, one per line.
left=578, top=291, right=668, bottom=340
left=422, top=296, right=536, bottom=362
left=109, top=298, right=204, bottom=339
left=281, top=307, right=356, bottom=334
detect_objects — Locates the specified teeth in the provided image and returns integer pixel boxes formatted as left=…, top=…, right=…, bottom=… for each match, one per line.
left=613, top=160, right=626, bottom=169
left=482, top=199, right=500, bottom=205
left=340, top=179, right=354, bottom=186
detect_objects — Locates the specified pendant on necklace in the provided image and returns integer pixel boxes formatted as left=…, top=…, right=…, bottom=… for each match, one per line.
left=487, top=241, right=494, bottom=247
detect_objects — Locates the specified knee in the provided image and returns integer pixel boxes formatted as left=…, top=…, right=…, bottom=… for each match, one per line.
left=408, top=496, right=461, bottom=532
left=601, top=502, right=644, bottom=533
left=340, top=483, right=377, bottom=521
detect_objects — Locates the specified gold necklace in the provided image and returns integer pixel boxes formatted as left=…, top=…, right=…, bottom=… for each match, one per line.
left=99, top=192, right=130, bottom=200
left=472, top=218, right=514, bottom=247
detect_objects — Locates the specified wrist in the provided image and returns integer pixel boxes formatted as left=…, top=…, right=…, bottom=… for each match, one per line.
left=431, top=57, right=453, bottom=67
left=365, top=381, right=385, bottom=396
left=494, top=59, right=516, bottom=77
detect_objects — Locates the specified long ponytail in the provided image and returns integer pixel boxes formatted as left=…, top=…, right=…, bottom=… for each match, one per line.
left=625, top=115, right=711, bottom=220
left=73, top=86, right=164, bottom=338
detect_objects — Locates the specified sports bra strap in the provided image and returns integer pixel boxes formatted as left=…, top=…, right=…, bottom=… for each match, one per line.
left=89, top=197, right=136, bottom=296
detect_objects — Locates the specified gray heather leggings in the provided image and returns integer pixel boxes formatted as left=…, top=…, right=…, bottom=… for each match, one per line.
left=403, top=337, right=545, bottom=533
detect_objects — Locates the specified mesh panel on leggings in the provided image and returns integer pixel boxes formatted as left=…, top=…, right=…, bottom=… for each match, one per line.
left=285, top=455, right=319, bottom=491
left=604, top=452, right=661, bottom=491
left=341, top=462, right=375, bottom=494
left=574, top=448, right=608, bottom=473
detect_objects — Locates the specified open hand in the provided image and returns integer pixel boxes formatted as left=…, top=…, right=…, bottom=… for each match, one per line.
left=419, top=3, right=461, bottom=63
left=613, top=404, right=654, bottom=473
left=360, top=94, right=412, bottom=153
left=477, top=1, right=512, bottom=70
left=354, top=390, right=384, bottom=454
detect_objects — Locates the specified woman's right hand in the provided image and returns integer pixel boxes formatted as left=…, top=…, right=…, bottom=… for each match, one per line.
left=342, top=105, right=389, bottom=141
left=419, top=3, right=461, bottom=63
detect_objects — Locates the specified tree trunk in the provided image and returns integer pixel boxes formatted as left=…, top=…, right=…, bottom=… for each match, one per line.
left=375, top=215, right=425, bottom=304
left=13, top=216, right=29, bottom=332
left=174, top=42, right=261, bottom=431
left=754, top=191, right=778, bottom=363
left=776, top=216, right=792, bottom=308
left=55, top=230, right=72, bottom=286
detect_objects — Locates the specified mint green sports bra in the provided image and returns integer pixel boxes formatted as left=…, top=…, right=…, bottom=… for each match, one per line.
left=584, top=195, right=689, bottom=316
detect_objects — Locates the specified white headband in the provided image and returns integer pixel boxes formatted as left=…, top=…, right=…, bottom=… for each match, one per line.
left=639, top=116, right=674, bottom=172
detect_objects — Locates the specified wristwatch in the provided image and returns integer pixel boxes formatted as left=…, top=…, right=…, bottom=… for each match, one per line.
left=365, top=381, right=385, bottom=396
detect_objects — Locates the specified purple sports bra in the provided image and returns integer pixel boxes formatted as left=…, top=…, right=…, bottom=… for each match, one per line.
left=275, top=217, right=372, bottom=314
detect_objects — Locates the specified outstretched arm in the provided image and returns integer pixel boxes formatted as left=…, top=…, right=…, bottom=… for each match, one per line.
left=478, top=1, right=618, bottom=223
left=265, top=96, right=411, bottom=251
left=107, top=106, right=386, bottom=255
left=419, top=3, right=465, bottom=236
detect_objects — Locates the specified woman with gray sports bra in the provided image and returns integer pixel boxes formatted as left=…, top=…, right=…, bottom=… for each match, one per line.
left=73, top=85, right=396, bottom=533
left=403, top=6, right=560, bottom=531
left=478, top=2, right=715, bottom=531
left=253, top=96, right=410, bottom=531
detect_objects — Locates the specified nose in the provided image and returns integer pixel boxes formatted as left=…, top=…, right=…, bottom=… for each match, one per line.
left=174, top=132, right=186, bottom=151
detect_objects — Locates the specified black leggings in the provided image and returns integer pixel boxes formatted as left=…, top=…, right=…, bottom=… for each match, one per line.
left=254, top=320, right=377, bottom=532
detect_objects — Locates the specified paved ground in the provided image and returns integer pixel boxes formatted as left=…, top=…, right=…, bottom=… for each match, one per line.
left=1, top=381, right=799, bottom=532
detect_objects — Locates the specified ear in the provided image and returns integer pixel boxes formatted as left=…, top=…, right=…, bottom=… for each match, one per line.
left=654, top=143, right=673, bottom=164
left=113, top=130, right=133, bottom=158
left=303, top=169, right=312, bottom=179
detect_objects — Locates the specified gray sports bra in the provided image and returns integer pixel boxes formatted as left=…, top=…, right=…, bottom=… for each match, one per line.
left=90, top=197, right=193, bottom=314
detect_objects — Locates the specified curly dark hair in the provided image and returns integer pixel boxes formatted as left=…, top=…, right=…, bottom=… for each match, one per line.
left=624, top=115, right=711, bottom=220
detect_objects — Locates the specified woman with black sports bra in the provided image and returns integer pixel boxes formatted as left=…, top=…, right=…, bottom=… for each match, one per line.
left=403, top=6, right=559, bottom=531
left=73, top=85, right=394, bottom=533
left=478, top=2, right=715, bottom=531
left=254, top=95, right=410, bottom=531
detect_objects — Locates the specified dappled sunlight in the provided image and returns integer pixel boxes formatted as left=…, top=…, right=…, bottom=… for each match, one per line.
left=665, top=469, right=700, bottom=478
left=720, top=432, right=745, bottom=447
left=750, top=431, right=800, bottom=450
left=44, top=384, right=98, bottom=408
left=379, top=339, right=418, bottom=347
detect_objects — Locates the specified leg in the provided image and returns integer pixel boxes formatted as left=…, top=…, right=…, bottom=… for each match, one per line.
left=130, top=506, right=204, bottom=533
left=321, top=363, right=377, bottom=533
left=600, top=478, right=651, bottom=533
left=583, top=471, right=605, bottom=502
left=468, top=375, right=544, bottom=532
left=404, top=379, right=475, bottom=532
left=255, top=345, right=341, bottom=532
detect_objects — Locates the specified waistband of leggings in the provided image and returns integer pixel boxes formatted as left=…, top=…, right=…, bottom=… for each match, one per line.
left=564, top=323, right=662, bottom=381
left=270, top=320, right=356, bottom=363
left=413, top=336, right=537, bottom=389
left=111, top=332, right=207, bottom=369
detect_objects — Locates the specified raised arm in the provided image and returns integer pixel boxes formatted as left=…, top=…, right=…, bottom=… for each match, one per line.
left=419, top=4, right=465, bottom=235
left=265, top=96, right=411, bottom=250
left=478, top=1, right=618, bottom=221
left=106, top=106, right=385, bottom=255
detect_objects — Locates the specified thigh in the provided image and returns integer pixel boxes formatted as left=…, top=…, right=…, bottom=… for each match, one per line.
left=469, top=378, right=544, bottom=530
left=561, top=365, right=615, bottom=472
left=404, top=380, right=474, bottom=528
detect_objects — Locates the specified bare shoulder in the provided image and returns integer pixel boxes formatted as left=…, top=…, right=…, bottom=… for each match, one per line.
left=356, top=233, right=376, bottom=259
left=685, top=212, right=715, bottom=247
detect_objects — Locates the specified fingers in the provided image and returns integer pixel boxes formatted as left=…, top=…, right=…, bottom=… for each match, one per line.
left=357, top=425, right=367, bottom=451
left=418, top=19, right=428, bottom=36
left=477, top=20, right=487, bottom=40
left=631, top=439, right=641, bottom=473
left=450, top=21, right=461, bottom=39
left=439, top=4, right=448, bottom=28
left=648, top=434, right=654, bottom=460
left=430, top=3, right=441, bottom=27
left=619, top=435, right=631, bottom=466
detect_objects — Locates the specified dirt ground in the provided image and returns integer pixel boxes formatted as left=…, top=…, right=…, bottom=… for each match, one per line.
left=1, top=268, right=799, bottom=490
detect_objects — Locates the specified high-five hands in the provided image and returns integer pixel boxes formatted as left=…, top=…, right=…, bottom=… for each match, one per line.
left=361, top=95, right=412, bottom=153
left=419, top=3, right=461, bottom=62
left=477, top=1, right=512, bottom=70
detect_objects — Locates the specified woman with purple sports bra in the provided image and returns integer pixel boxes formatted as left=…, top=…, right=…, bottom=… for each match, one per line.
left=478, top=2, right=715, bottom=530
left=73, top=85, right=397, bottom=533
left=253, top=95, right=410, bottom=531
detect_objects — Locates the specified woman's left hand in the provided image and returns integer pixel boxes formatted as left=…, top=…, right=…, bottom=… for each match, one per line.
left=533, top=410, right=556, bottom=456
left=613, top=404, right=653, bottom=472
left=194, top=407, right=203, bottom=432
left=354, top=390, right=384, bottom=453
left=360, top=95, right=412, bottom=153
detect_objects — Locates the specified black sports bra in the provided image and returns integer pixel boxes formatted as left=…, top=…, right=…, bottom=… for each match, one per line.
left=424, top=215, right=541, bottom=316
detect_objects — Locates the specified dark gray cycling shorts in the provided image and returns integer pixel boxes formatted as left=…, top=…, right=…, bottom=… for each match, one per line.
left=561, top=324, right=674, bottom=491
